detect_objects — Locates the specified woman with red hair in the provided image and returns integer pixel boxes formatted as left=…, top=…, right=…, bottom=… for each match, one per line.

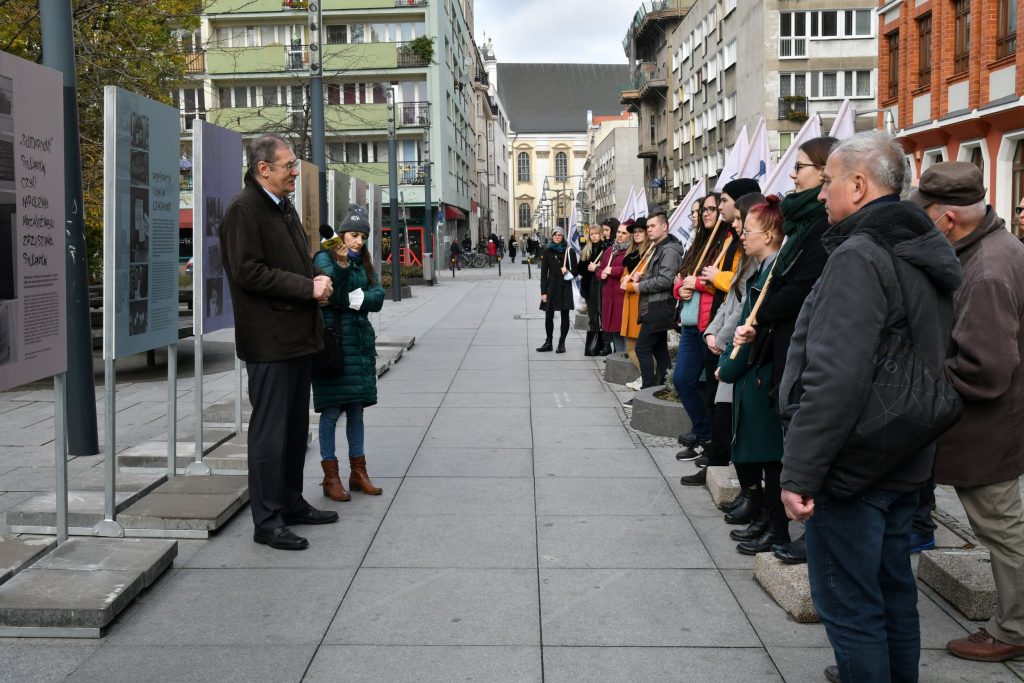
left=717, top=196, right=788, bottom=555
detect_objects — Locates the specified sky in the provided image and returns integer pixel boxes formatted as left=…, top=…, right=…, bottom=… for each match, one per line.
left=473, top=0, right=634, bottom=64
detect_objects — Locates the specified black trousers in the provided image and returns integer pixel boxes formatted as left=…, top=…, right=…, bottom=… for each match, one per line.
left=709, top=401, right=733, bottom=467
left=635, top=325, right=670, bottom=388
left=544, top=309, right=570, bottom=342
left=246, top=356, right=312, bottom=531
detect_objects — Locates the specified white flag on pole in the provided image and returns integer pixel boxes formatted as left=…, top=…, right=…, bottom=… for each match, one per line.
left=568, top=202, right=583, bottom=308
left=635, top=188, right=649, bottom=219
left=618, top=186, right=636, bottom=223
left=669, top=178, right=706, bottom=249
left=713, top=125, right=749, bottom=192
left=761, top=115, right=823, bottom=198
left=829, top=98, right=856, bottom=141
left=738, top=117, right=773, bottom=184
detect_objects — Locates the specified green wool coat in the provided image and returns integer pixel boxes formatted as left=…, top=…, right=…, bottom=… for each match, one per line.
left=311, top=249, right=385, bottom=412
left=717, top=257, right=784, bottom=464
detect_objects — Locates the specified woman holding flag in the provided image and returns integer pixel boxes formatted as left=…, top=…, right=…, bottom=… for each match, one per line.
left=619, top=218, right=650, bottom=374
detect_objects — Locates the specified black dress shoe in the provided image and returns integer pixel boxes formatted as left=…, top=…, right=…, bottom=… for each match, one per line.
left=725, top=488, right=763, bottom=525
left=773, top=536, right=807, bottom=565
left=730, top=509, right=770, bottom=541
left=536, top=341, right=553, bottom=352
left=283, top=507, right=339, bottom=525
left=555, top=341, right=566, bottom=353
left=720, top=488, right=748, bottom=513
left=254, top=526, right=309, bottom=551
left=824, top=664, right=839, bottom=683
left=737, top=521, right=790, bottom=555
left=680, top=469, right=707, bottom=486
left=677, top=432, right=697, bottom=446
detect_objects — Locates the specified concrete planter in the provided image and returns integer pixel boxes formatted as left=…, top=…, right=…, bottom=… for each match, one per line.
left=604, top=353, right=640, bottom=385
left=629, top=387, right=690, bottom=437
left=918, top=549, right=997, bottom=620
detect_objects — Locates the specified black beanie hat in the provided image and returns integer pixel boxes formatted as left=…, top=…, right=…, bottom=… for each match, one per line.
left=721, top=178, right=761, bottom=201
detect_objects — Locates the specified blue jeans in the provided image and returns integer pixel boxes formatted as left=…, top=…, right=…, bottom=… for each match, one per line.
left=806, top=488, right=921, bottom=683
left=672, top=326, right=711, bottom=441
left=318, top=404, right=364, bottom=460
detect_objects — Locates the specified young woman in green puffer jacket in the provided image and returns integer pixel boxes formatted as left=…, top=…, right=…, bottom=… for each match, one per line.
left=311, top=212, right=386, bottom=502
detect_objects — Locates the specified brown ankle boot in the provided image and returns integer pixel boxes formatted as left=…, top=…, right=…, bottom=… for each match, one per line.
left=349, top=455, right=382, bottom=495
left=321, top=459, right=350, bottom=501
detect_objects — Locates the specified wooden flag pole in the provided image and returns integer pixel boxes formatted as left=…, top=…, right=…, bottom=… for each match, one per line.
left=729, top=258, right=779, bottom=360
left=689, top=215, right=724, bottom=278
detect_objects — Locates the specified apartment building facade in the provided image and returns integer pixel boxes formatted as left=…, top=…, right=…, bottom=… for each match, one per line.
left=878, top=0, right=1023, bottom=236
left=175, top=0, right=477, bottom=250
left=469, top=38, right=510, bottom=244
left=666, top=0, right=877, bottom=204
left=583, top=113, right=643, bottom=222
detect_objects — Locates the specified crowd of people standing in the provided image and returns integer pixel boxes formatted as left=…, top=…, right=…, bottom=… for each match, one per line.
left=531, top=130, right=1024, bottom=683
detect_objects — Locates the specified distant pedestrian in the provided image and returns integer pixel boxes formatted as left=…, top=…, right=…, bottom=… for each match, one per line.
left=780, top=131, right=962, bottom=683
left=910, top=162, right=1024, bottom=663
left=509, top=238, right=517, bottom=262
left=536, top=226, right=578, bottom=354
left=220, top=134, right=339, bottom=552
left=486, top=238, right=497, bottom=266
left=449, top=240, right=461, bottom=270
left=312, top=214, right=386, bottom=502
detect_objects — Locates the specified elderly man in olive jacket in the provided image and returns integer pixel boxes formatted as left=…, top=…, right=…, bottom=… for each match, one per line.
left=912, top=161, right=1024, bottom=663
left=221, top=134, right=339, bottom=551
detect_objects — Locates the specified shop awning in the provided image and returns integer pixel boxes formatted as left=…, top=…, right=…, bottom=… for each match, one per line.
left=444, top=205, right=466, bottom=220
left=179, top=208, right=193, bottom=229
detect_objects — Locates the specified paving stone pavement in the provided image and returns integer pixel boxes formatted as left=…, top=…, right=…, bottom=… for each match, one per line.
left=1, top=260, right=1022, bottom=682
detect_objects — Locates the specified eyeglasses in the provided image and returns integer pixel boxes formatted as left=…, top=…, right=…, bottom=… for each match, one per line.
left=267, top=159, right=300, bottom=171
left=1016, top=206, right=1024, bottom=216
left=793, top=162, right=819, bottom=172
left=701, top=206, right=718, bottom=214
left=740, top=229, right=768, bottom=236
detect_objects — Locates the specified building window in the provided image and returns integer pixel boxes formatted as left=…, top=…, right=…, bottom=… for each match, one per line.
left=517, top=152, right=530, bottom=182
left=1012, top=141, right=1024, bottom=238
left=997, top=0, right=1017, bottom=59
left=918, top=14, right=932, bottom=88
left=555, top=152, right=568, bottom=181
left=953, top=0, right=970, bottom=76
left=518, top=203, right=531, bottom=228
left=779, top=11, right=807, bottom=58
left=969, top=146, right=984, bottom=173
left=887, top=32, right=900, bottom=100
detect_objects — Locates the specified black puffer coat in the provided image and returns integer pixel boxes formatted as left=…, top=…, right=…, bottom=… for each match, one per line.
left=779, top=198, right=962, bottom=498
left=539, top=245, right=579, bottom=311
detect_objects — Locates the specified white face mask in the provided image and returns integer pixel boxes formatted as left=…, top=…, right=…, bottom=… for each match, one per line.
left=934, top=213, right=953, bottom=239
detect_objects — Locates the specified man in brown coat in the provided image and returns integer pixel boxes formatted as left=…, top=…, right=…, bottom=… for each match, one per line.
left=221, top=134, right=339, bottom=551
left=912, top=161, right=1024, bottom=662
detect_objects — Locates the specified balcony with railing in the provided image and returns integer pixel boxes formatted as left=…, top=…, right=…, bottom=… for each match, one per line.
left=397, top=101, right=429, bottom=127
left=778, top=96, right=809, bottom=121
left=207, top=42, right=416, bottom=75
left=396, top=41, right=431, bottom=68
left=206, top=0, right=426, bottom=12
left=184, top=51, right=205, bottom=74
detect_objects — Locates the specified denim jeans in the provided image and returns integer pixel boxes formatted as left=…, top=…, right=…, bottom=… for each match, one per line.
left=672, top=326, right=711, bottom=441
left=318, top=404, right=364, bottom=460
left=806, top=488, right=921, bottom=683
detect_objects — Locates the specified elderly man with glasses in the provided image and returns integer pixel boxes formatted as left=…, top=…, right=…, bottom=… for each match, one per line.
left=221, top=134, right=339, bottom=551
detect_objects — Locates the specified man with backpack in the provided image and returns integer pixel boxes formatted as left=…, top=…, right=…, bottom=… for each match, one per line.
left=778, top=132, right=962, bottom=682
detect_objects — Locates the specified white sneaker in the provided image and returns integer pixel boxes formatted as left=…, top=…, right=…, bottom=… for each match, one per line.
left=626, top=378, right=642, bottom=391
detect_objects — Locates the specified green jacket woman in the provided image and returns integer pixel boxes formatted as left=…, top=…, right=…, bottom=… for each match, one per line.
left=311, top=214, right=386, bottom=503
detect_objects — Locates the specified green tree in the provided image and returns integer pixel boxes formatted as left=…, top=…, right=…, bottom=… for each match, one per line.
left=0, top=0, right=201, bottom=280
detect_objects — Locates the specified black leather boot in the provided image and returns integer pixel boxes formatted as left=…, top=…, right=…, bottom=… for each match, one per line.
left=729, top=508, right=769, bottom=541
left=583, top=331, right=596, bottom=356
left=720, top=488, right=748, bottom=513
left=772, top=535, right=807, bottom=564
left=724, top=487, right=763, bottom=525
left=555, top=338, right=567, bottom=354
left=737, top=519, right=791, bottom=556
left=536, top=340, right=553, bottom=352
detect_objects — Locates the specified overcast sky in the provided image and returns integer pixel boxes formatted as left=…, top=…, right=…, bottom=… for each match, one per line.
left=473, top=0, right=633, bottom=64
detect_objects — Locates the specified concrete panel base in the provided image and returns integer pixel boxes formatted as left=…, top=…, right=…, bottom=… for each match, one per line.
left=376, top=358, right=391, bottom=378
left=918, top=549, right=997, bottom=621
left=0, top=537, right=176, bottom=637
left=377, top=335, right=416, bottom=350
left=117, top=475, right=249, bottom=539
left=629, top=387, right=689, bottom=438
left=603, top=353, right=639, bottom=385
left=6, top=478, right=163, bottom=533
left=117, top=430, right=236, bottom=470
left=754, top=553, right=819, bottom=623
left=203, top=400, right=251, bottom=425
left=0, top=536, right=56, bottom=586
left=378, top=347, right=404, bottom=365
left=706, top=465, right=741, bottom=508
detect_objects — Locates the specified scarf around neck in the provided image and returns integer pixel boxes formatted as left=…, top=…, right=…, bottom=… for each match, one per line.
left=548, top=240, right=567, bottom=255
left=776, top=184, right=826, bottom=275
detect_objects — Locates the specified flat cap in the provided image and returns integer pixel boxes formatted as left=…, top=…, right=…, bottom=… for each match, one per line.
left=909, top=161, right=986, bottom=208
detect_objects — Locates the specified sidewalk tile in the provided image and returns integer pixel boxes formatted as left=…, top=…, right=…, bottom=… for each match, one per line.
left=68, top=645, right=314, bottom=683
left=305, top=645, right=542, bottom=683
left=364, top=514, right=536, bottom=568
left=538, top=516, right=714, bottom=569
left=422, top=408, right=532, bottom=448
left=388, top=477, right=534, bottom=517
left=535, top=478, right=682, bottom=517
left=533, top=447, right=660, bottom=478
left=543, top=646, right=781, bottom=683
left=407, top=447, right=534, bottom=478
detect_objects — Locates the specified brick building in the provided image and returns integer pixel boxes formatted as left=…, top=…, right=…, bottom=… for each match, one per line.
left=878, top=0, right=1023, bottom=235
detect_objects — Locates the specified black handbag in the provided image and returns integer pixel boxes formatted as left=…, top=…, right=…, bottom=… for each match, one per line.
left=825, top=239, right=963, bottom=498
left=312, top=311, right=344, bottom=378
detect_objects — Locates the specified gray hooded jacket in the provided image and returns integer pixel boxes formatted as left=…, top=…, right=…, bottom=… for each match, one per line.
left=779, top=198, right=962, bottom=497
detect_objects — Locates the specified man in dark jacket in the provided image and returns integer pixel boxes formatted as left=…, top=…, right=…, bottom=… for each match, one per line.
left=911, top=162, right=1024, bottom=663
left=778, top=131, right=962, bottom=682
left=623, top=208, right=686, bottom=394
left=221, top=134, right=339, bottom=551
